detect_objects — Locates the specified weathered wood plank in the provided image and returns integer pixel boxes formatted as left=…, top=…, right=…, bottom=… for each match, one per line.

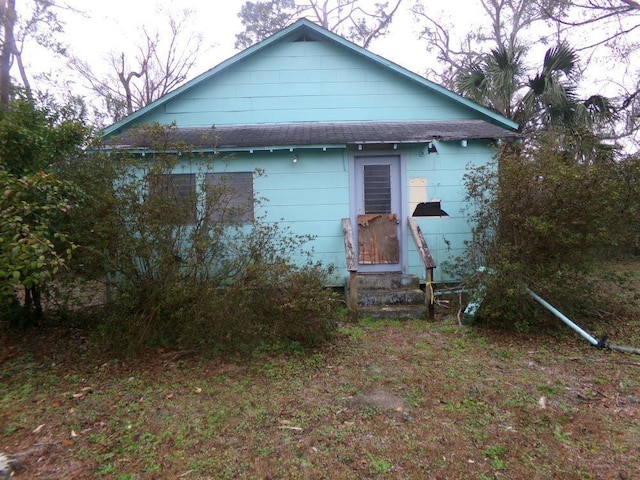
left=408, top=218, right=436, bottom=319
left=342, top=218, right=357, bottom=272
left=407, top=218, right=436, bottom=268
left=342, top=218, right=358, bottom=317
left=357, top=213, right=399, bottom=265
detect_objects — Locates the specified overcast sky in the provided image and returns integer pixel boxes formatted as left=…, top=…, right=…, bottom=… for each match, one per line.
left=61, top=0, right=244, bottom=72
left=55, top=0, right=460, bottom=80
left=18, top=0, right=454, bottom=119
left=20, top=0, right=630, bottom=126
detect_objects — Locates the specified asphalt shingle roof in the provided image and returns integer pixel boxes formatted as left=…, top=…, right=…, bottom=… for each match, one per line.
left=105, top=120, right=517, bottom=150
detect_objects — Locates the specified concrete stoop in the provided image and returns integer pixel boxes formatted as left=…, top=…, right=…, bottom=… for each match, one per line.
left=345, top=273, right=427, bottom=320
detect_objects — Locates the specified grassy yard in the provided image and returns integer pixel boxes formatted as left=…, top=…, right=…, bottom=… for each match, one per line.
left=2, top=308, right=639, bottom=479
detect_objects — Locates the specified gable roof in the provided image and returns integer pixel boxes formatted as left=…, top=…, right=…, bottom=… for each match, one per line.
left=102, top=19, right=519, bottom=137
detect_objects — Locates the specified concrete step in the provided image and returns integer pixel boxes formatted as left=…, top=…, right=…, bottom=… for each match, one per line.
left=356, top=288, right=425, bottom=307
left=358, top=304, right=428, bottom=320
left=344, top=273, right=427, bottom=319
left=354, top=273, right=420, bottom=291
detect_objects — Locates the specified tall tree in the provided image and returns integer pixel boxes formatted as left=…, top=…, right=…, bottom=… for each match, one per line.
left=0, top=0, right=16, bottom=108
left=455, top=45, right=525, bottom=120
left=457, top=42, right=613, bottom=132
left=535, top=0, right=640, bottom=147
left=0, top=0, right=68, bottom=108
left=235, top=0, right=403, bottom=49
left=411, top=0, right=565, bottom=89
left=70, top=8, right=203, bottom=123
left=412, top=0, right=639, bottom=148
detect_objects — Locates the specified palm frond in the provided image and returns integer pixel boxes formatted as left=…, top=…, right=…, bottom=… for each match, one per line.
left=583, top=95, right=616, bottom=120
left=527, top=74, right=546, bottom=96
left=542, top=43, right=578, bottom=78
left=456, top=64, right=489, bottom=100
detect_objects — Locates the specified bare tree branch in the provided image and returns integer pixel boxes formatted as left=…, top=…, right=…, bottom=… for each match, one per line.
left=70, top=8, right=204, bottom=123
left=0, top=0, right=76, bottom=106
left=531, top=0, right=640, bottom=147
left=235, top=0, right=404, bottom=49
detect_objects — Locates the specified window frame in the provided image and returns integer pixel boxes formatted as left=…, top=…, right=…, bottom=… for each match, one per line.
left=204, top=172, right=255, bottom=224
left=148, top=172, right=198, bottom=224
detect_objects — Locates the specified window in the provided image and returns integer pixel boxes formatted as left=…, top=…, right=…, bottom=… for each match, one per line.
left=363, top=164, right=392, bottom=214
left=205, top=172, right=254, bottom=223
left=148, top=172, right=254, bottom=224
left=148, top=173, right=197, bottom=223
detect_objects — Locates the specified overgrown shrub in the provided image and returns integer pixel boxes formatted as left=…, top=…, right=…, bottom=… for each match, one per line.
left=97, top=239, right=341, bottom=353
left=454, top=131, right=640, bottom=330
left=0, top=97, right=88, bottom=325
left=66, top=124, right=340, bottom=353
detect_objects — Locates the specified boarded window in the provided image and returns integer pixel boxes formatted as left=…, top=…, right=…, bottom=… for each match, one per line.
left=205, top=172, right=254, bottom=223
left=363, top=164, right=392, bottom=214
left=148, top=173, right=197, bottom=223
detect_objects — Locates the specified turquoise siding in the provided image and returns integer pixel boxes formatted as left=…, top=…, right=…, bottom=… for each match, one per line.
left=114, top=31, right=509, bottom=285
left=404, top=140, right=496, bottom=283
left=175, top=139, right=495, bottom=285
left=138, top=40, right=477, bottom=127
left=207, top=150, right=351, bottom=278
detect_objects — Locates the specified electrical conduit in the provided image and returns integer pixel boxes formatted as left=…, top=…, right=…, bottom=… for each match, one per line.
left=526, top=287, right=640, bottom=355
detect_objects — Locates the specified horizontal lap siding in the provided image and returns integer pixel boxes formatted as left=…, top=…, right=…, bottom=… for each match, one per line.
left=142, top=40, right=477, bottom=126
left=404, top=141, right=495, bottom=283
left=130, top=39, right=501, bottom=284
left=210, top=144, right=493, bottom=284
left=227, top=151, right=350, bottom=282
left=161, top=108, right=465, bottom=126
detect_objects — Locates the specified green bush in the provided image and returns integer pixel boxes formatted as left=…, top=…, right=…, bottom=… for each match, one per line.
left=455, top=130, right=640, bottom=329
left=66, top=124, right=341, bottom=353
left=0, top=96, right=87, bottom=325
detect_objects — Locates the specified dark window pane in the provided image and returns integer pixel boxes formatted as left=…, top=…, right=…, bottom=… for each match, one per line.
left=205, top=172, right=254, bottom=223
left=148, top=173, right=197, bottom=223
left=363, top=164, right=391, bottom=214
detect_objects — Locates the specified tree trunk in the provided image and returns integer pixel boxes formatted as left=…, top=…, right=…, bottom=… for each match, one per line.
left=23, top=284, right=43, bottom=327
left=14, top=44, right=32, bottom=102
left=0, top=0, right=16, bottom=109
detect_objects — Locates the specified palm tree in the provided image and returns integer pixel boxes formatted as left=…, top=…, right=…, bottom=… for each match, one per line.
left=456, top=45, right=525, bottom=121
left=456, top=42, right=613, bottom=131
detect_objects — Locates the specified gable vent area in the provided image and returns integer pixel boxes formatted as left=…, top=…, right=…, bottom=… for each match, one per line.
left=293, top=33, right=318, bottom=42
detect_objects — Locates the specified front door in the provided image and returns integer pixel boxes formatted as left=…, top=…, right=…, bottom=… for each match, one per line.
left=353, top=155, right=402, bottom=273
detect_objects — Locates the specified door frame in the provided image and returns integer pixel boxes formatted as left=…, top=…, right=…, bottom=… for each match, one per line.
left=349, top=152, right=408, bottom=273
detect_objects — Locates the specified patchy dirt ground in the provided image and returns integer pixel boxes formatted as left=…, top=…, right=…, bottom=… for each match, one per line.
left=1, top=312, right=639, bottom=479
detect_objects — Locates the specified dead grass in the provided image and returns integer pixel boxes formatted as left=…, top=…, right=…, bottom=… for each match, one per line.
left=1, top=308, right=639, bottom=480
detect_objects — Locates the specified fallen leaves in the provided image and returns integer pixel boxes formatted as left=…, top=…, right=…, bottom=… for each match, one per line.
left=70, top=387, right=93, bottom=399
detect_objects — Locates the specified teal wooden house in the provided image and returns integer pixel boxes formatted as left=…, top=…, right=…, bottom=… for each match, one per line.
left=104, top=19, right=517, bottom=318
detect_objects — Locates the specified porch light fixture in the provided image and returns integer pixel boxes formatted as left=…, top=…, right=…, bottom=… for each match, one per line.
left=427, top=142, right=438, bottom=154
left=292, top=155, right=299, bottom=163
left=461, top=139, right=468, bottom=147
